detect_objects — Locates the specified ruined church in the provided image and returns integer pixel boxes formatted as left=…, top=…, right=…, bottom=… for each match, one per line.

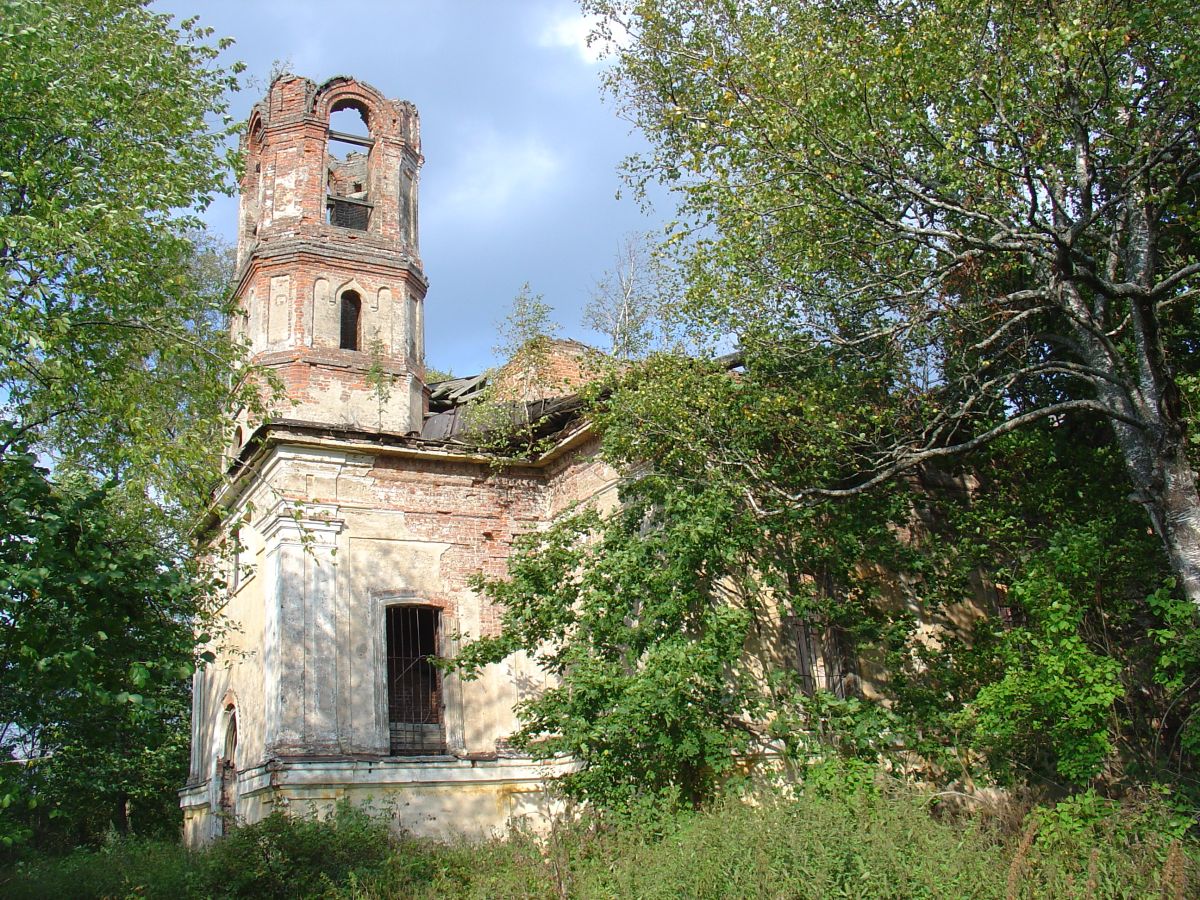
left=179, top=75, right=620, bottom=844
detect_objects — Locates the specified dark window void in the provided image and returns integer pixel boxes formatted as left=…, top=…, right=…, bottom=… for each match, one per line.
left=339, top=291, right=361, bottom=351
left=794, top=620, right=859, bottom=700
left=386, top=606, right=444, bottom=755
left=399, top=169, right=415, bottom=245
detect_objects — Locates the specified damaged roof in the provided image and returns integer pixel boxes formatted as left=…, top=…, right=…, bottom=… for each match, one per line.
left=421, top=373, right=585, bottom=444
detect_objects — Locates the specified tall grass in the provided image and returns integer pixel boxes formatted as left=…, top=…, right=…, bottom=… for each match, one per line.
left=1, top=782, right=1194, bottom=899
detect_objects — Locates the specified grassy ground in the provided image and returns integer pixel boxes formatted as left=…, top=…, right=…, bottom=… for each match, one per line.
left=1, top=780, right=1194, bottom=898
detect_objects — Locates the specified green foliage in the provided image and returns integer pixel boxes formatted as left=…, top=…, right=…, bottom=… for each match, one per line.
left=462, top=325, right=1200, bottom=804
left=2, top=787, right=1194, bottom=899
left=197, top=804, right=394, bottom=899
left=800, top=757, right=880, bottom=802
left=493, top=282, right=559, bottom=369
left=364, top=336, right=396, bottom=429
left=460, top=284, right=570, bottom=457
left=0, top=431, right=221, bottom=845
left=586, top=0, right=1200, bottom=614
left=458, top=350, right=919, bottom=807
left=0, top=0, right=260, bottom=848
left=458, top=492, right=758, bottom=808
left=956, top=524, right=1125, bottom=784
left=882, top=421, right=1200, bottom=790
left=2, top=837, right=196, bottom=900
left=0, top=0, right=258, bottom=516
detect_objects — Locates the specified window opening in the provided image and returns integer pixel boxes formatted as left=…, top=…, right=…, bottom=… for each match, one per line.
left=386, top=606, right=444, bottom=755
left=327, top=106, right=371, bottom=158
left=821, top=626, right=859, bottom=700
left=399, top=168, right=415, bottom=245
left=339, top=291, right=361, bottom=351
left=219, top=713, right=238, bottom=833
left=327, top=103, right=373, bottom=230
left=791, top=619, right=859, bottom=700
left=795, top=619, right=819, bottom=697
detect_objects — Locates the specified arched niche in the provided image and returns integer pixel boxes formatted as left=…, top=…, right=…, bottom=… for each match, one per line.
left=218, top=705, right=238, bottom=834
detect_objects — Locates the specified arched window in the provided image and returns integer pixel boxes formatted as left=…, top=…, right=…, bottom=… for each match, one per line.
left=219, top=710, right=238, bottom=833
left=339, top=291, right=362, bottom=351
left=326, top=102, right=372, bottom=230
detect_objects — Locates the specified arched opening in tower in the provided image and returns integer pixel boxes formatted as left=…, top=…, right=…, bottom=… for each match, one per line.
left=327, top=102, right=373, bottom=230
left=339, top=290, right=362, bottom=351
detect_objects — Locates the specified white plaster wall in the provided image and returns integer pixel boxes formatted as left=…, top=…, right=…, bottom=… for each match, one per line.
left=187, top=432, right=620, bottom=844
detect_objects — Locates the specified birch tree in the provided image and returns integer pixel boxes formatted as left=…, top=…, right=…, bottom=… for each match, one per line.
left=586, top=0, right=1200, bottom=608
left=584, top=232, right=670, bottom=359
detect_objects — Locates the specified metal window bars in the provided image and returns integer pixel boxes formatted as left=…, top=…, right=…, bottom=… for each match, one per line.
left=386, top=606, right=445, bottom=755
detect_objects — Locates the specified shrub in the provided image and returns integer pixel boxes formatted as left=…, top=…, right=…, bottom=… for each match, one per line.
left=0, top=785, right=1195, bottom=898
left=0, top=837, right=193, bottom=899
left=194, top=803, right=394, bottom=898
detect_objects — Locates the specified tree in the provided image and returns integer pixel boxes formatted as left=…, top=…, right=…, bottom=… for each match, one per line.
left=458, top=352, right=915, bottom=807
left=461, top=342, right=1200, bottom=801
left=0, top=1, right=249, bottom=842
left=0, top=0, right=255, bottom=517
left=0, top=434, right=221, bottom=845
left=585, top=0, right=1200, bottom=608
left=584, top=232, right=672, bottom=360
left=494, top=282, right=560, bottom=365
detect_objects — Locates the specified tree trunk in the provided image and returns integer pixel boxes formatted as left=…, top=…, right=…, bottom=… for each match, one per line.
left=1111, top=415, right=1200, bottom=611
left=1155, top=449, right=1200, bottom=610
left=1065, top=279, right=1200, bottom=610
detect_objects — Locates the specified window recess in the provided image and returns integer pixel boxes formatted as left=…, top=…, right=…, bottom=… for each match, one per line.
left=386, top=606, right=445, bottom=755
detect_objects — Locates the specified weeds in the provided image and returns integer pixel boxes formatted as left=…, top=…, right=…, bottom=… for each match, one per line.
left=1, top=784, right=1195, bottom=898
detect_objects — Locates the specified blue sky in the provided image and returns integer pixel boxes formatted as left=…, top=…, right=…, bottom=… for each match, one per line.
left=153, top=0, right=665, bottom=376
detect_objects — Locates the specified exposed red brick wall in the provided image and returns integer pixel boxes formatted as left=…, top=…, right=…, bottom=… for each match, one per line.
left=490, top=338, right=604, bottom=402
left=356, top=454, right=548, bottom=636
left=233, top=75, right=429, bottom=428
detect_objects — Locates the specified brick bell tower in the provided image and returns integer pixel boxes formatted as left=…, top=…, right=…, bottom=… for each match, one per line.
left=233, top=75, right=427, bottom=434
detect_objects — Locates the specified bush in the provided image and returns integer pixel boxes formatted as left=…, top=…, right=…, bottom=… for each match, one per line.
left=0, top=786, right=1195, bottom=898
left=0, top=837, right=194, bottom=900
left=195, top=803, right=394, bottom=898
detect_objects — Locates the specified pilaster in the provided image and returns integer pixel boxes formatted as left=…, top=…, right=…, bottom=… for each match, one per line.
left=262, top=501, right=345, bottom=755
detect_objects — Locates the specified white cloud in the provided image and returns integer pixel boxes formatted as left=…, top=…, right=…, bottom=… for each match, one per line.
left=431, top=129, right=564, bottom=225
left=536, top=10, right=609, bottom=64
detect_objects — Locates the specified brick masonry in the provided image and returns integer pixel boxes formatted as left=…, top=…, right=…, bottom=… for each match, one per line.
left=183, top=75, right=620, bottom=846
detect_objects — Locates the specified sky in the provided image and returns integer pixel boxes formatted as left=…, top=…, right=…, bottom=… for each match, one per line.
left=153, top=0, right=667, bottom=377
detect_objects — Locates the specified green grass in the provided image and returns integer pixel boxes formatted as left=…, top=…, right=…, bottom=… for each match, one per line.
left=1, top=782, right=1194, bottom=899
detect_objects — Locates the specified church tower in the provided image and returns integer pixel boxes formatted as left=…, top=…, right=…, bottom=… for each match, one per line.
left=233, top=75, right=427, bottom=434
left=182, top=74, right=619, bottom=848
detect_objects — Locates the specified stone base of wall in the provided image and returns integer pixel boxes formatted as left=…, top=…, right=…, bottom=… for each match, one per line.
left=180, top=755, right=573, bottom=847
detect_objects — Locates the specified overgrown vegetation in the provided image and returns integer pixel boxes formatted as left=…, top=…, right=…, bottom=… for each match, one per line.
left=3, top=781, right=1194, bottom=898
left=448, top=0, right=1200, bottom=830
left=5, top=0, right=1200, bottom=886
left=0, top=430, right=222, bottom=848
left=459, top=347, right=1200, bottom=807
left=0, top=0, right=253, bottom=846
